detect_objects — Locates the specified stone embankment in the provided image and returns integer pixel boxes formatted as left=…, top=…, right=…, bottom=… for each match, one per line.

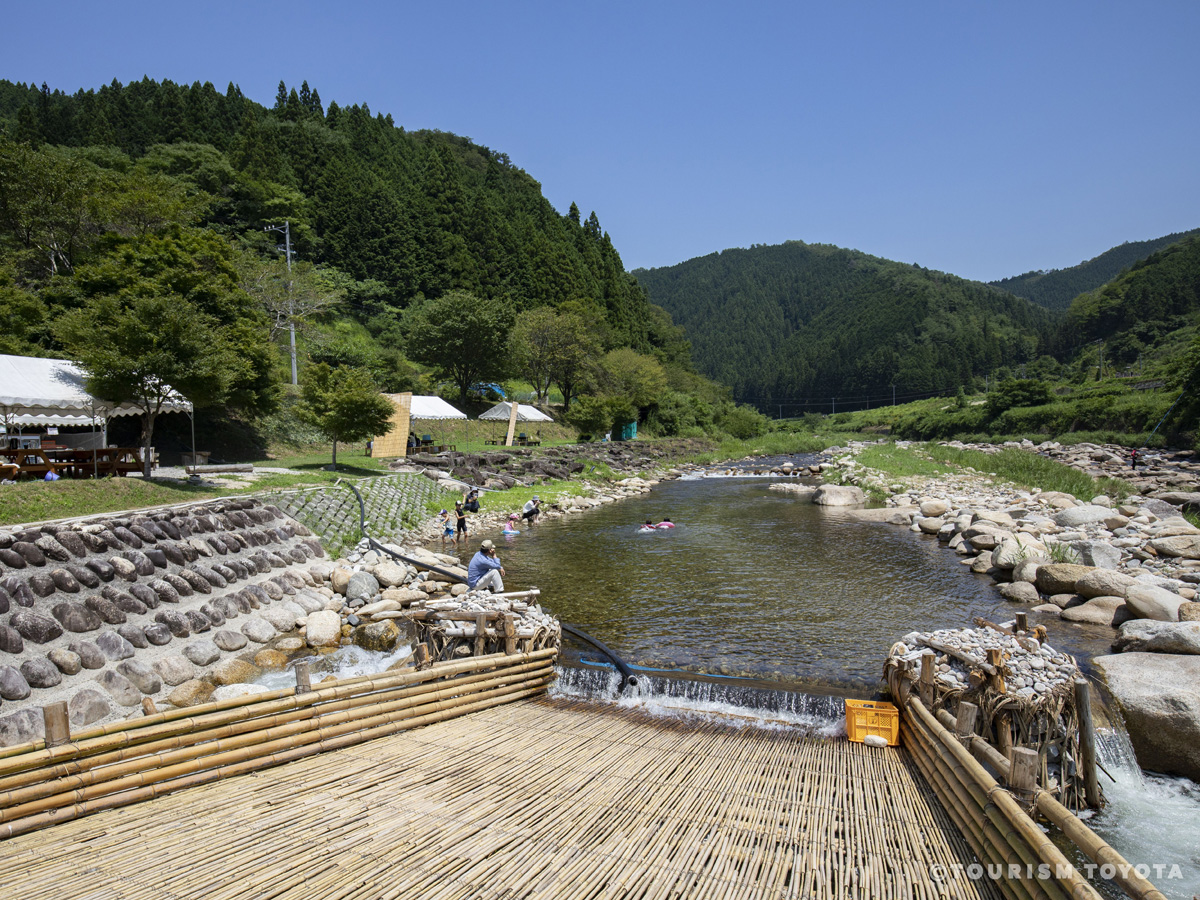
left=804, top=440, right=1200, bottom=782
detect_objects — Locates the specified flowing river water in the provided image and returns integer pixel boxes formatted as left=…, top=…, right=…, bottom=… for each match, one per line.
left=265, top=464, right=1199, bottom=896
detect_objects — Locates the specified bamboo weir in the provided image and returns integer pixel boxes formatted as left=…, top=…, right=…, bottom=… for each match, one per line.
left=0, top=616, right=1171, bottom=899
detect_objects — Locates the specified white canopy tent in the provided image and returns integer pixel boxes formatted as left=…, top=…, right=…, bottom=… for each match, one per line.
left=409, top=395, right=468, bottom=421
left=478, top=401, right=554, bottom=423
left=0, top=354, right=193, bottom=471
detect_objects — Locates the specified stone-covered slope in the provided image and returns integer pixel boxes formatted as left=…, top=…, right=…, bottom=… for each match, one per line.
left=0, top=499, right=326, bottom=744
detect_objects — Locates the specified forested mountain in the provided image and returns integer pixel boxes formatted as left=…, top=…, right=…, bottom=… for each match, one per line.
left=990, top=228, right=1200, bottom=312
left=0, top=77, right=687, bottom=360
left=1064, top=234, right=1200, bottom=369
left=633, top=242, right=1056, bottom=407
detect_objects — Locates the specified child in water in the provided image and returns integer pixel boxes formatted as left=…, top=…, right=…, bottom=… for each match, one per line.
left=656, top=517, right=675, bottom=528
left=502, top=513, right=521, bottom=535
left=438, top=509, right=454, bottom=546
left=638, top=519, right=656, bottom=533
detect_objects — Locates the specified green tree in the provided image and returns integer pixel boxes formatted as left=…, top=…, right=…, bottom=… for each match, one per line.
left=404, top=289, right=513, bottom=403
left=601, top=348, right=667, bottom=417
left=548, top=308, right=603, bottom=412
left=510, top=307, right=558, bottom=403
left=298, top=363, right=394, bottom=469
left=56, top=293, right=237, bottom=476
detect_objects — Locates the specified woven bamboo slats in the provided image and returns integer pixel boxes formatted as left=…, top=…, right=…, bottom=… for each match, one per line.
left=0, top=695, right=1002, bottom=900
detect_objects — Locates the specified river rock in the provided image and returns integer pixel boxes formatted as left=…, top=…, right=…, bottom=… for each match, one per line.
left=371, top=561, right=409, bottom=588
left=95, top=630, right=136, bottom=661
left=915, top=516, right=944, bottom=535
left=241, top=615, right=277, bottom=643
left=52, top=601, right=102, bottom=633
left=291, top=591, right=325, bottom=615
left=68, top=641, right=107, bottom=669
left=213, top=630, right=248, bottom=652
left=85, top=596, right=127, bottom=625
left=1181, top=603, right=1200, bottom=622
left=0, top=624, right=23, bottom=654
left=352, top=620, right=401, bottom=652
left=68, top=688, right=112, bottom=727
left=1149, top=535, right=1200, bottom=559
left=94, top=669, right=142, bottom=707
left=168, top=679, right=215, bottom=708
left=381, top=587, right=426, bottom=605
left=1070, top=541, right=1122, bottom=570
left=812, top=485, right=866, bottom=507
left=210, top=658, right=262, bottom=686
left=154, top=655, right=196, bottom=686
left=1011, top=558, right=1044, bottom=584
left=142, top=623, right=172, bottom=646
left=998, top=582, right=1040, bottom=603
left=254, top=649, right=290, bottom=669
left=1125, top=585, right=1187, bottom=622
left=0, top=666, right=31, bottom=700
left=182, top=639, right=221, bottom=666
left=1075, top=570, right=1136, bottom=600
left=1060, top=596, right=1130, bottom=626
left=48, top=648, right=82, bottom=675
left=1094, top=653, right=1200, bottom=781
left=346, top=571, right=380, bottom=602
left=991, top=535, right=1045, bottom=570
left=116, top=659, right=162, bottom=694
left=1053, top=505, right=1115, bottom=528
left=12, top=541, right=46, bottom=566
left=10, top=610, right=63, bottom=645
left=1113, top=620, right=1200, bottom=655
left=1035, top=564, right=1094, bottom=595
left=919, top=500, right=949, bottom=517
left=305, top=610, right=341, bottom=647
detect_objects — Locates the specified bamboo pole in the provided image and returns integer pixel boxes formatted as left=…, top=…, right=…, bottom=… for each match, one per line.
left=0, top=649, right=557, bottom=777
left=0, top=658, right=556, bottom=805
left=1073, top=679, right=1101, bottom=811
left=933, top=708, right=1165, bottom=900
left=909, top=698, right=1102, bottom=900
left=0, top=677, right=552, bottom=840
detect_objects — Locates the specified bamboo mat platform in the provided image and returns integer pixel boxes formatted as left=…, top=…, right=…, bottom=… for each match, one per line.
left=0, top=695, right=1001, bottom=900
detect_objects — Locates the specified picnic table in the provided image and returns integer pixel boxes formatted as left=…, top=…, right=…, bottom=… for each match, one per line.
left=0, top=447, right=143, bottom=479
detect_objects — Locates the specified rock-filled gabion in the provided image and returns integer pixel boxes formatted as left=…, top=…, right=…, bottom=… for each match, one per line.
left=416, top=591, right=562, bottom=661
left=0, top=499, right=328, bottom=745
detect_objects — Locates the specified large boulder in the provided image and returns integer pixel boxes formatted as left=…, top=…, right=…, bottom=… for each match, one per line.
left=1125, top=585, right=1187, bottom=622
left=1149, top=534, right=1200, bottom=559
left=812, top=485, right=866, bottom=507
left=991, top=535, right=1046, bottom=570
left=1060, top=596, right=1131, bottom=627
left=1075, top=569, right=1136, bottom=600
left=1034, top=564, right=1095, bottom=596
left=352, top=620, right=402, bottom=652
left=997, top=582, right=1040, bottom=603
left=345, top=571, right=381, bottom=601
left=371, top=561, right=410, bottom=588
left=1069, top=541, right=1121, bottom=570
left=305, top=610, right=342, bottom=647
left=1094, top=653, right=1200, bottom=781
left=1113, top=621, right=1200, bottom=655
left=1053, top=505, right=1115, bottom=528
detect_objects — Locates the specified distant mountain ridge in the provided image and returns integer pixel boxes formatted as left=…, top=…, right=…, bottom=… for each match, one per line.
left=991, top=228, right=1200, bottom=312
left=633, top=241, right=1055, bottom=407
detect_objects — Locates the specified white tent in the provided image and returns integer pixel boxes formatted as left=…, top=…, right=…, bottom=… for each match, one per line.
left=409, top=395, right=467, bottom=420
left=0, top=354, right=192, bottom=425
left=478, top=401, right=553, bottom=423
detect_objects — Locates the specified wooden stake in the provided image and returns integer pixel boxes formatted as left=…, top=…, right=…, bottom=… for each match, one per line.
left=503, top=613, right=516, bottom=655
left=141, top=698, right=158, bottom=716
left=294, top=661, right=312, bottom=694
left=474, top=613, right=487, bottom=657
left=1009, top=747, right=1039, bottom=805
left=1014, top=612, right=1028, bottom=633
left=986, top=647, right=1006, bottom=693
left=919, top=651, right=935, bottom=707
left=1074, top=679, right=1101, bottom=810
left=414, top=643, right=431, bottom=669
left=42, top=704, right=70, bottom=749
left=954, top=702, right=978, bottom=746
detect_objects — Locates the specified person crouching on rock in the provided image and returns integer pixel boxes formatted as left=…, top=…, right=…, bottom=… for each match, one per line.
left=468, top=539, right=505, bottom=593
left=522, top=495, right=541, bottom=525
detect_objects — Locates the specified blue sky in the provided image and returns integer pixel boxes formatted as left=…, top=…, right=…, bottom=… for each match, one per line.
left=3, top=1, right=1197, bottom=282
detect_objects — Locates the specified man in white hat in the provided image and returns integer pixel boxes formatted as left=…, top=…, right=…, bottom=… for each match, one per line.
left=521, top=495, right=541, bottom=525
left=467, top=539, right=505, bottom=592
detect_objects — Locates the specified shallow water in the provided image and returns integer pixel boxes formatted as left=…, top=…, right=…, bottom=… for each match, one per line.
left=491, top=474, right=1112, bottom=693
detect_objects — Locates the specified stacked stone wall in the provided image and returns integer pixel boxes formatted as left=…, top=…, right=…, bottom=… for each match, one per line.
left=0, top=498, right=328, bottom=745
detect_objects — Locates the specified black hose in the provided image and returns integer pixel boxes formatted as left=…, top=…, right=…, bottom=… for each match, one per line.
left=561, top=623, right=638, bottom=692
left=339, top=479, right=466, bottom=583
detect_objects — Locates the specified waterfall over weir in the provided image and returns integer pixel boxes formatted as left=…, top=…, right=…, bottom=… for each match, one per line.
left=552, top=661, right=848, bottom=738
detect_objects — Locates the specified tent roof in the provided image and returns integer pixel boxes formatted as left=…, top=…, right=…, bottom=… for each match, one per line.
left=0, top=354, right=191, bottom=420
left=478, top=401, right=554, bottom=423
left=409, top=395, right=467, bottom=420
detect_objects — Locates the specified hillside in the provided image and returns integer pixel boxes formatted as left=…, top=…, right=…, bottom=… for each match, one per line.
left=633, top=242, right=1056, bottom=408
left=990, top=228, right=1200, bottom=312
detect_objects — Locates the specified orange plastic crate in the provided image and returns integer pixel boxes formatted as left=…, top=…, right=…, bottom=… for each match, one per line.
left=844, top=699, right=900, bottom=746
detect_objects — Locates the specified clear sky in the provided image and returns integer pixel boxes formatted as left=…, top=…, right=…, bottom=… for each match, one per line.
left=3, top=1, right=1197, bottom=282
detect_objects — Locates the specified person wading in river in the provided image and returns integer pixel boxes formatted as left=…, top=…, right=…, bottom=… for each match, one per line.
left=467, top=539, right=505, bottom=592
